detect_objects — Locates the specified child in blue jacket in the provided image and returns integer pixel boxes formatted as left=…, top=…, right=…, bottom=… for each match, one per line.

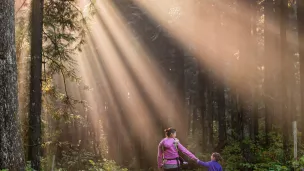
left=197, top=152, right=223, bottom=171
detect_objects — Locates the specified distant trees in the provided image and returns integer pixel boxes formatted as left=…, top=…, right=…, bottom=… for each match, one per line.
left=8, top=0, right=304, bottom=170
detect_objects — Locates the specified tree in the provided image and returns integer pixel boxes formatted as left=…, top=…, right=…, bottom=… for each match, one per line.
left=279, top=0, right=289, bottom=159
left=171, top=42, right=188, bottom=144
left=215, top=2, right=227, bottom=145
left=28, top=0, right=44, bottom=169
left=298, top=0, right=304, bottom=143
left=264, top=0, right=276, bottom=146
left=250, top=0, right=259, bottom=142
left=0, top=0, right=25, bottom=169
left=31, top=0, right=93, bottom=169
left=237, top=0, right=251, bottom=141
left=206, top=72, right=214, bottom=148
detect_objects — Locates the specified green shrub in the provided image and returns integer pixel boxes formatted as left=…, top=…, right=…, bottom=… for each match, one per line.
left=222, top=132, right=302, bottom=171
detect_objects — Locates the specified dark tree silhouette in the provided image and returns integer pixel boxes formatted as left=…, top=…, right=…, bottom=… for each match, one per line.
left=0, top=0, right=25, bottom=169
left=28, top=0, right=44, bottom=169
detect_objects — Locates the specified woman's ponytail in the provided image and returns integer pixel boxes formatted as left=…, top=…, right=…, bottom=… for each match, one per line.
left=164, top=127, right=176, bottom=137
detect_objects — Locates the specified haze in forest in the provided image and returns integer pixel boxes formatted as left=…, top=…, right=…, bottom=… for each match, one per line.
left=0, top=0, right=303, bottom=170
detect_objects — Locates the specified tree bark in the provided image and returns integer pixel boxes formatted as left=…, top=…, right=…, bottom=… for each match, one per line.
left=0, top=0, right=25, bottom=169
left=251, top=0, right=259, bottom=142
left=298, top=0, right=304, bottom=144
left=279, top=0, right=289, bottom=159
left=174, top=46, right=187, bottom=144
left=28, top=0, right=44, bottom=169
left=215, top=6, right=227, bottom=145
left=199, top=67, right=207, bottom=148
left=217, top=83, right=226, bottom=143
left=264, top=0, right=276, bottom=146
left=191, top=97, right=198, bottom=136
left=207, top=73, right=214, bottom=149
left=237, top=0, right=251, bottom=141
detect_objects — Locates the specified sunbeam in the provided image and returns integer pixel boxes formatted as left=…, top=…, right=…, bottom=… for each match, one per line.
left=9, top=0, right=303, bottom=170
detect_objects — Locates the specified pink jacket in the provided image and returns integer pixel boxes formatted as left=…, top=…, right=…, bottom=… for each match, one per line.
left=157, top=138, right=198, bottom=168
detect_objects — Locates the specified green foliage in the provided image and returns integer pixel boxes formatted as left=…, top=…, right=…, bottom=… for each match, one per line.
left=292, top=155, right=304, bottom=170
left=25, top=161, right=36, bottom=171
left=1, top=162, right=42, bottom=171
left=40, top=1, right=95, bottom=169
left=222, top=132, right=303, bottom=171
left=58, top=151, right=128, bottom=171
left=53, top=143, right=126, bottom=170
left=41, top=0, right=94, bottom=133
left=88, top=159, right=128, bottom=171
left=43, top=0, right=88, bottom=80
left=15, top=0, right=98, bottom=169
left=58, top=148, right=100, bottom=169
left=22, top=159, right=127, bottom=171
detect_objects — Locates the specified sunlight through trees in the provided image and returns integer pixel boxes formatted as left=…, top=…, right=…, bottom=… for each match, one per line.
left=0, top=0, right=304, bottom=170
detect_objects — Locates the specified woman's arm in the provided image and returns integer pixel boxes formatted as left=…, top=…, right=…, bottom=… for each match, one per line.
left=157, top=141, right=164, bottom=168
left=177, top=142, right=198, bottom=160
left=197, top=160, right=211, bottom=167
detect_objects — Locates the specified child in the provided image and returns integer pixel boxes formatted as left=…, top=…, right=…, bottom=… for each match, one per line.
left=197, top=152, right=223, bottom=171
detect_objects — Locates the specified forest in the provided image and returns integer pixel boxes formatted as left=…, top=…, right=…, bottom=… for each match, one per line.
left=0, top=0, right=304, bottom=170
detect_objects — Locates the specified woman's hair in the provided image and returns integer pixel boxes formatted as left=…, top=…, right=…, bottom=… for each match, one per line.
left=164, top=127, right=176, bottom=137
left=212, top=152, right=222, bottom=162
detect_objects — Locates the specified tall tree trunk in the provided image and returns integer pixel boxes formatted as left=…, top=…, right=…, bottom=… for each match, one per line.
left=175, top=47, right=187, bottom=144
left=237, top=0, right=251, bottom=141
left=230, top=92, right=237, bottom=135
left=28, top=0, right=44, bottom=169
left=191, top=97, right=198, bottom=136
left=264, top=0, right=276, bottom=146
left=298, top=0, right=304, bottom=144
left=207, top=73, right=214, bottom=149
left=199, top=67, right=207, bottom=148
left=280, top=0, right=289, bottom=159
left=217, top=84, right=226, bottom=143
left=251, top=0, right=259, bottom=141
left=0, top=0, right=25, bottom=169
left=215, top=14, right=227, bottom=147
left=237, top=1, right=252, bottom=169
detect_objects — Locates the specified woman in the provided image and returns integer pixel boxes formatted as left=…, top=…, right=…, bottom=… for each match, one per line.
left=157, top=128, right=198, bottom=171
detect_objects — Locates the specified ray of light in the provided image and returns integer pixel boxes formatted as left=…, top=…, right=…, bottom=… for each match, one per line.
left=85, top=27, right=159, bottom=164
left=130, top=0, right=290, bottom=96
left=83, top=43, right=134, bottom=160
left=96, top=0, right=188, bottom=133
left=73, top=0, right=200, bottom=164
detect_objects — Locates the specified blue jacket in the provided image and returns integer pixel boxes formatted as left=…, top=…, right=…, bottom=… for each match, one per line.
left=197, top=160, right=223, bottom=171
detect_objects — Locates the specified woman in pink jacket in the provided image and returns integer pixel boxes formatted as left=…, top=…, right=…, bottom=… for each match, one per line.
left=157, top=128, right=198, bottom=171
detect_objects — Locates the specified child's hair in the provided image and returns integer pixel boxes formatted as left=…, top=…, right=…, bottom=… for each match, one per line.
left=164, top=127, right=176, bottom=137
left=212, top=152, right=222, bottom=162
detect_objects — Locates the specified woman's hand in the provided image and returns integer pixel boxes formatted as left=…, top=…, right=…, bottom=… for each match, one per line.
left=191, top=157, right=199, bottom=162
